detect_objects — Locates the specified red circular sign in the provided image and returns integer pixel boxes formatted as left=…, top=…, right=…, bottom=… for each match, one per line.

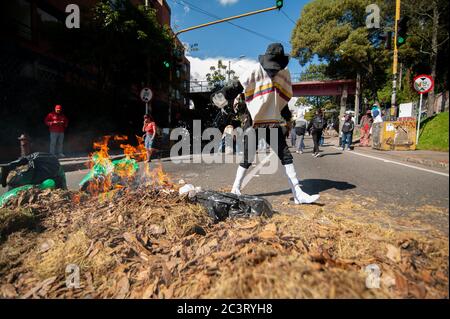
left=413, top=74, right=434, bottom=94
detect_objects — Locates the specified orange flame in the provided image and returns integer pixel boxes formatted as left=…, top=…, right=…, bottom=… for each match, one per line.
left=120, top=135, right=147, bottom=162
left=83, top=135, right=171, bottom=197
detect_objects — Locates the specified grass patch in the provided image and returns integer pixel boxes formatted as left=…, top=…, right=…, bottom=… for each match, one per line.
left=0, top=208, right=37, bottom=242
left=418, top=112, right=449, bottom=151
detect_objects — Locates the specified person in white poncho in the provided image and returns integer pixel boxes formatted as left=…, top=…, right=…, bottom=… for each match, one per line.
left=222, top=43, right=320, bottom=205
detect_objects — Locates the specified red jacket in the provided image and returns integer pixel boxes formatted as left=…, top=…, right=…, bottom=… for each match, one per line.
left=45, top=112, right=68, bottom=133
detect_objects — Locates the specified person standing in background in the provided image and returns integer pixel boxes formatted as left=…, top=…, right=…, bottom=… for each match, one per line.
left=359, top=110, right=373, bottom=147
left=307, top=109, right=325, bottom=157
left=143, top=114, right=156, bottom=163
left=45, top=104, right=68, bottom=157
left=289, top=118, right=297, bottom=147
left=294, top=117, right=307, bottom=154
left=341, top=114, right=355, bottom=151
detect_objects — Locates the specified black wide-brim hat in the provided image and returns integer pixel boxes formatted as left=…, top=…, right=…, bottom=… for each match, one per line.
left=258, top=43, right=289, bottom=71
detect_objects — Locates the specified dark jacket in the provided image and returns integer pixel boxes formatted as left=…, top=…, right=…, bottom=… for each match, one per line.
left=307, top=115, right=325, bottom=133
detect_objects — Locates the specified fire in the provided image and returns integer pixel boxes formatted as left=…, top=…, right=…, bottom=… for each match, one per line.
left=119, top=136, right=147, bottom=162
left=142, top=162, right=172, bottom=188
left=80, top=135, right=171, bottom=197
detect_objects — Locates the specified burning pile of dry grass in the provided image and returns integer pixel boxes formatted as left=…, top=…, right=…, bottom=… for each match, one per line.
left=0, top=186, right=448, bottom=299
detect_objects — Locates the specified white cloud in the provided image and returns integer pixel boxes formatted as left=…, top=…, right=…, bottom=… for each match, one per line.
left=187, top=55, right=259, bottom=82
left=218, top=0, right=239, bottom=6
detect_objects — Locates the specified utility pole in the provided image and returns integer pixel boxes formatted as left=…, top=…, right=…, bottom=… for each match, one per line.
left=170, top=2, right=281, bottom=123
left=391, top=0, right=401, bottom=110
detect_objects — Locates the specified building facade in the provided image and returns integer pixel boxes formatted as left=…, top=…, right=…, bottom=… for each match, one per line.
left=0, top=0, right=190, bottom=160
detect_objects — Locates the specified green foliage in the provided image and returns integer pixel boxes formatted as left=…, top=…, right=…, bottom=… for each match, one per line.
left=300, top=63, right=329, bottom=81
left=400, top=0, right=449, bottom=92
left=304, top=110, right=314, bottom=121
left=47, top=0, right=173, bottom=91
left=290, top=0, right=448, bottom=105
left=377, top=68, right=419, bottom=105
left=295, top=97, right=309, bottom=106
left=417, top=112, right=449, bottom=151
left=206, top=60, right=238, bottom=90
left=290, top=0, right=392, bottom=98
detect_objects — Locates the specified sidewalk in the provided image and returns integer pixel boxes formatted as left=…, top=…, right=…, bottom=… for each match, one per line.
left=58, top=148, right=172, bottom=172
left=326, top=136, right=449, bottom=170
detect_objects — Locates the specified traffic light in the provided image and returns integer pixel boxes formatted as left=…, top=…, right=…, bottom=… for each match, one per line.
left=163, top=60, right=170, bottom=68
left=276, top=0, right=283, bottom=9
left=397, top=17, right=409, bottom=46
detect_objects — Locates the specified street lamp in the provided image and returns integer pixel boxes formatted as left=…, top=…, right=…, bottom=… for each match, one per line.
left=228, top=55, right=246, bottom=83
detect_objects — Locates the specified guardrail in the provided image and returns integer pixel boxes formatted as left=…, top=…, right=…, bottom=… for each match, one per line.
left=190, top=81, right=215, bottom=93
left=190, top=74, right=333, bottom=93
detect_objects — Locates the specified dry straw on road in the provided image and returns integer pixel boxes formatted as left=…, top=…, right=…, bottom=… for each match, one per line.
left=0, top=187, right=448, bottom=299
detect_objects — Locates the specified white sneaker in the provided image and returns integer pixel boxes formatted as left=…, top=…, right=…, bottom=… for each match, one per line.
left=293, top=185, right=320, bottom=204
left=314, top=153, right=321, bottom=158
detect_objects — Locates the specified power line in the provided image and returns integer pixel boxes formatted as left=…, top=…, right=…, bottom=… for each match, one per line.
left=281, top=9, right=296, bottom=25
left=173, top=0, right=281, bottom=43
left=170, top=0, right=291, bottom=48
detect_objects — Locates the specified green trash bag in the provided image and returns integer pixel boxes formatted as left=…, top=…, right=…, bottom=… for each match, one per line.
left=0, top=179, right=56, bottom=207
left=79, top=157, right=139, bottom=191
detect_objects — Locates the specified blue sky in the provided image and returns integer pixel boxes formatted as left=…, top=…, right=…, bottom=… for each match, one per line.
left=167, top=0, right=312, bottom=80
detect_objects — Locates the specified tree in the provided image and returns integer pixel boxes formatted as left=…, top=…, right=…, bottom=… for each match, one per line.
left=299, top=63, right=334, bottom=108
left=401, top=0, right=449, bottom=116
left=206, top=60, right=238, bottom=91
left=291, top=0, right=392, bottom=101
left=300, top=63, right=329, bottom=81
left=47, top=0, right=173, bottom=92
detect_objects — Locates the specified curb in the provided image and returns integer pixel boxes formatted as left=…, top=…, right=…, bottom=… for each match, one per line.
left=404, top=157, right=449, bottom=169
left=350, top=146, right=449, bottom=170
left=60, top=149, right=172, bottom=173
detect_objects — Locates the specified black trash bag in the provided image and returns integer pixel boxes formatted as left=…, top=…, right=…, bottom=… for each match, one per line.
left=195, top=191, right=273, bottom=223
left=222, top=80, right=244, bottom=101
left=3, top=152, right=66, bottom=190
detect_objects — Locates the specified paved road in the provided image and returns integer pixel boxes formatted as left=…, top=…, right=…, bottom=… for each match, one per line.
left=56, top=136, right=448, bottom=207
left=2, top=137, right=448, bottom=232
left=3, top=136, right=447, bottom=207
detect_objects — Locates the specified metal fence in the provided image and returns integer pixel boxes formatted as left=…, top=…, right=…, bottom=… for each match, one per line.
left=190, top=80, right=214, bottom=93
left=190, top=73, right=332, bottom=92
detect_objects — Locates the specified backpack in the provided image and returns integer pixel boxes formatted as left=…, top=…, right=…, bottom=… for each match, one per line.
left=312, top=116, right=324, bottom=130
left=295, top=126, right=306, bottom=136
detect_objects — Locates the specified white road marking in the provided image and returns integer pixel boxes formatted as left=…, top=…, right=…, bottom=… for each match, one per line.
left=332, top=147, right=449, bottom=177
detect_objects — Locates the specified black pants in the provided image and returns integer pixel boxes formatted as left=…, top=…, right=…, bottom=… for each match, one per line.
left=240, top=126, right=293, bottom=169
left=311, top=130, right=323, bottom=154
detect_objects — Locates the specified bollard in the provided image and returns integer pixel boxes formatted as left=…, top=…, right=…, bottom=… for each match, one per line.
left=18, top=134, right=31, bottom=157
